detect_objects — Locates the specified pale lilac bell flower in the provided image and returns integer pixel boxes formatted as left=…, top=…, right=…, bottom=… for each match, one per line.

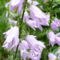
left=19, top=35, right=45, bottom=60
left=24, top=11, right=43, bottom=30
left=29, top=5, right=50, bottom=26
left=6, top=0, right=24, bottom=14
left=48, top=31, right=60, bottom=46
left=51, top=18, right=60, bottom=30
left=48, top=31, right=56, bottom=46
left=3, top=26, right=19, bottom=50
left=25, top=35, right=45, bottom=60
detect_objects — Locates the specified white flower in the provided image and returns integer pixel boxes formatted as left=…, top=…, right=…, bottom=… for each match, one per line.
left=3, top=26, right=19, bottom=50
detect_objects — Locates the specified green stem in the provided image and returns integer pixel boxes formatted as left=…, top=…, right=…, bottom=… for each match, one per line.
left=13, top=0, right=27, bottom=60
left=19, top=0, right=27, bottom=38
left=13, top=44, right=19, bottom=60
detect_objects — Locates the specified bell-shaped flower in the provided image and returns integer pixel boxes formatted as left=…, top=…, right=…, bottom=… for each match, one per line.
left=3, top=26, right=19, bottom=50
left=6, top=0, right=24, bottom=14
left=19, top=35, right=45, bottom=60
left=51, top=18, right=60, bottom=30
left=25, top=35, right=45, bottom=60
left=48, top=31, right=60, bottom=46
left=24, top=11, right=43, bottom=30
left=48, top=31, right=56, bottom=46
left=29, top=5, right=50, bottom=26
left=24, top=5, right=50, bottom=30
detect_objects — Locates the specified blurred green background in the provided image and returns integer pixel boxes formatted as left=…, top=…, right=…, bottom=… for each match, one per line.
left=0, top=0, right=60, bottom=60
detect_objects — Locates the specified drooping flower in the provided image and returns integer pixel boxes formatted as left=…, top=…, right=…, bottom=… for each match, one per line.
left=19, top=35, right=45, bottom=60
left=29, top=5, right=50, bottom=26
left=51, top=18, right=60, bottom=30
left=6, top=0, right=24, bottom=14
left=26, top=35, right=45, bottom=60
left=25, top=35, right=45, bottom=53
left=24, top=11, right=43, bottom=31
left=48, top=31, right=56, bottom=46
left=48, top=31, right=60, bottom=46
left=3, top=26, right=19, bottom=50
left=48, top=53, right=56, bottom=60
left=24, top=5, right=50, bottom=31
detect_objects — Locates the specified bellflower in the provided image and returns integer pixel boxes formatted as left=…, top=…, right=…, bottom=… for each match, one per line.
left=48, top=31, right=56, bottom=46
left=24, top=11, right=43, bottom=30
left=3, top=26, right=19, bottom=50
left=25, top=35, right=45, bottom=49
left=29, top=5, right=50, bottom=26
left=24, top=5, right=50, bottom=30
left=19, top=35, right=45, bottom=60
left=6, top=0, right=24, bottom=14
left=48, top=53, right=56, bottom=60
left=48, top=31, right=60, bottom=46
left=51, top=18, right=60, bottom=30
left=25, top=35, right=45, bottom=60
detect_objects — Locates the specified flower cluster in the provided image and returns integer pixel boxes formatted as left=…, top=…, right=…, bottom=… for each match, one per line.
left=2, top=0, right=60, bottom=60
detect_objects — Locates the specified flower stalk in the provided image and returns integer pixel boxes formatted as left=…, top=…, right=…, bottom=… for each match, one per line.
left=13, top=0, right=27, bottom=60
